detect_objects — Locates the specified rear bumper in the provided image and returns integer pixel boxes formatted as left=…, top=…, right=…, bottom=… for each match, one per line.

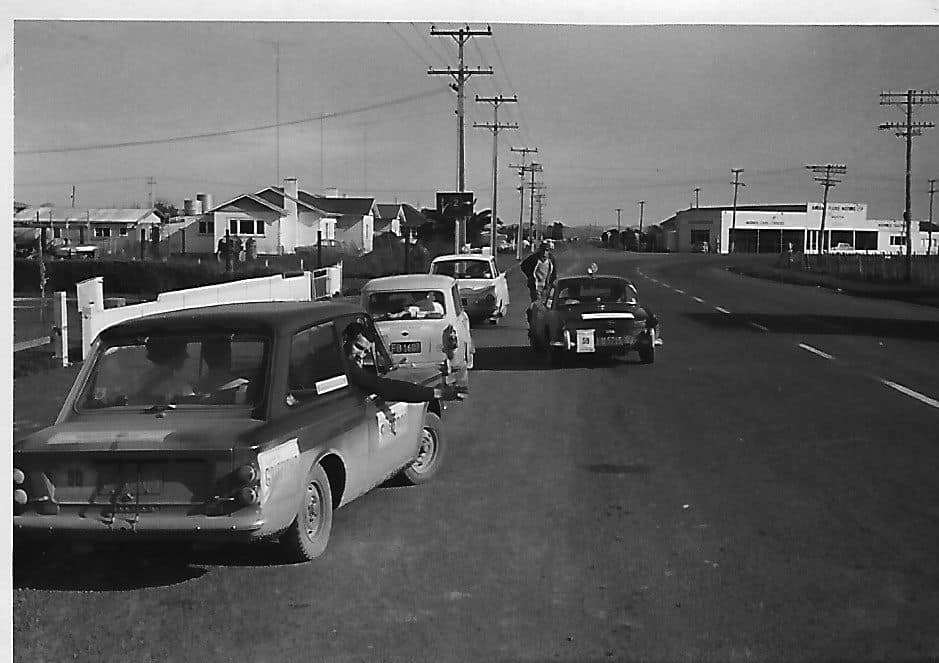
left=463, top=301, right=500, bottom=319
left=14, top=506, right=268, bottom=542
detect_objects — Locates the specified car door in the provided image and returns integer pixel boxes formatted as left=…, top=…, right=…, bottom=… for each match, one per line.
left=279, top=322, right=372, bottom=507
left=491, top=257, right=509, bottom=310
left=338, top=315, right=424, bottom=481
left=450, top=282, right=474, bottom=368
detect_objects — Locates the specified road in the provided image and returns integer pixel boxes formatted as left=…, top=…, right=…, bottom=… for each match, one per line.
left=13, top=244, right=939, bottom=662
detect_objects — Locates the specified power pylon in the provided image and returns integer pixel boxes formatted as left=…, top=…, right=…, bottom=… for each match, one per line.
left=879, top=89, right=938, bottom=278
left=805, top=164, right=847, bottom=254
left=474, top=95, right=518, bottom=255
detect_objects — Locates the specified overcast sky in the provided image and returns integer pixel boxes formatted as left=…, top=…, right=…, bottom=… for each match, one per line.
left=8, top=5, right=939, bottom=228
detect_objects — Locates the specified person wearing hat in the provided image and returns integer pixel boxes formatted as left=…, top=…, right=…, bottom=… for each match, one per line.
left=139, top=337, right=195, bottom=404
left=520, top=242, right=556, bottom=302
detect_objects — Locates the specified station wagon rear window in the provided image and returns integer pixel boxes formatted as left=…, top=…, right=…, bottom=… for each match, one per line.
left=367, top=290, right=447, bottom=320
left=431, top=260, right=492, bottom=279
left=78, top=333, right=267, bottom=410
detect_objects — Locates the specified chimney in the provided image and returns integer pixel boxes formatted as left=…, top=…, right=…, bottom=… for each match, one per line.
left=282, top=177, right=299, bottom=253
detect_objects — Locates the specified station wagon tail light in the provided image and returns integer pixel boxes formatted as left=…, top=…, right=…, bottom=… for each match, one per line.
left=14, top=489, right=28, bottom=505
left=13, top=468, right=24, bottom=485
left=235, top=464, right=258, bottom=485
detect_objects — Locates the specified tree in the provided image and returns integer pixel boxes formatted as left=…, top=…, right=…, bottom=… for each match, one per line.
left=153, top=199, right=180, bottom=221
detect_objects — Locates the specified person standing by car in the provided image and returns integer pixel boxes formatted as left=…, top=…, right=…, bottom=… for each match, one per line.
left=342, top=322, right=465, bottom=403
left=520, top=242, right=556, bottom=302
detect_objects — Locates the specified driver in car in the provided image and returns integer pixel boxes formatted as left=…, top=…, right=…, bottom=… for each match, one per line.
left=342, top=322, right=465, bottom=403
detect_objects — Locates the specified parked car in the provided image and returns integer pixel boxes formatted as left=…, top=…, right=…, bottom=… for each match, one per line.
left=527, top=264, right=658, bottom=366
left=50, top=241, right=99, bottom=259
left=429, top=253, right=509, bottom=324
left=13, top=301, right=454, bottom=562
left=361, top=273, right=475, bottom=375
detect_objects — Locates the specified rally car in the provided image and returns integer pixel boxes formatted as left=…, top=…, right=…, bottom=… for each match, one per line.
left=13, top=301, right=455, bottom=562
left=361, top=273, right=474, bottom=377
left=527, top=264, right=659, bottom=366
left=430, top=252, right=509, bottom=324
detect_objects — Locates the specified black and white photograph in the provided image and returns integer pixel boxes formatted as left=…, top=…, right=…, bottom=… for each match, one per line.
left=6, top=2, right=939, bottom=661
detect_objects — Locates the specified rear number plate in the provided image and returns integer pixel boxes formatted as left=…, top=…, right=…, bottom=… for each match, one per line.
left=390, top=341, right=422, bottom=354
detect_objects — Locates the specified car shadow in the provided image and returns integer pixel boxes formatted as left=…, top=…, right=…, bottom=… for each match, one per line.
left=684, top=312, right=939, bottom=341
left=13, top=543, right=209, bottom=591
left=473, top=345, right=644, bottom=371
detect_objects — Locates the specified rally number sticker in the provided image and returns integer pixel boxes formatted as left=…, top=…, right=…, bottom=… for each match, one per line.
left=258, top=438, right=300, bottom=502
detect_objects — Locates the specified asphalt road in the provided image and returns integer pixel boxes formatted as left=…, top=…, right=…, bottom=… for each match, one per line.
left=12, top=245, right=939, bottom=662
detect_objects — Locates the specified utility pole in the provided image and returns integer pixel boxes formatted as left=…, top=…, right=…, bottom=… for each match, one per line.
left=510, top=147, right=537, bottom=259
left=474, top=94, right=518, bottom=255
left=525, top=162, right=542, bottom=248
left=615, top=208, right=622, bottom=233
left=146, top=176, right=156, bottom=209
left=805, top=164, right=847, bottom=255
left=274, top=41, right=280, bottom=184
left=879, top=89, right=938, bottom=279
left=730, top=168, right=746, bottom=253
left=70, top=185, right=76, bottom=208
left=928, top=178, right=936, bottom=256
left=534, top=190, right=547, bottom=243
left=637, top=200, right=645, bottom=232
left=693, top=187, right=700, bottom=208
left=429, top=25, right=493, bottom=249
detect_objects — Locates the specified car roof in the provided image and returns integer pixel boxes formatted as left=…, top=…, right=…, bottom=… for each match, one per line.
left=431, top=253, right=491, bottom=263
left=361, top=274, right=456, bottom=291
left=99, top=300, right=364, bottom=338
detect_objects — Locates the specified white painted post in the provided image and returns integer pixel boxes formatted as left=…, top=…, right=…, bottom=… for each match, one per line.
left=81, top=304, right=95, bottom=360
left=76, top=276, right=104, bottom=359
left=53, top=291, right=68, bottom=366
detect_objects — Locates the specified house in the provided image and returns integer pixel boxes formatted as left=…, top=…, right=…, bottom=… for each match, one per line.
left=202, top=179, right=375, bottom=255
left=13, top=206, right=162, bottom=257
left=374, top=204, right=403, bottom=236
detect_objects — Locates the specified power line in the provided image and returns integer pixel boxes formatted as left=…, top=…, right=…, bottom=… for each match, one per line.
left=16, top=88, right=450, bottom=155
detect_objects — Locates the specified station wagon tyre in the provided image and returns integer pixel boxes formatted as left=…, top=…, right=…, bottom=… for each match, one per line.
left=548, top=345, right=566, bottom=368
left=281, top=463, right=333, bottom=562
left=401, top=412, right=445, bottom=485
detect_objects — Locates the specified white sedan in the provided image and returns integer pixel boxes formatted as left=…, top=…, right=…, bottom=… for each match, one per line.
left=429, top=253, right=509, bottom=325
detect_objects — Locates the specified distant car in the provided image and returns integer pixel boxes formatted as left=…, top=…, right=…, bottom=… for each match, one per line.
left=50, top=242, right=99, bottom=259
left=430, top=253, right=509, bottom=325
left=527, top=264, right=658, bottom=366
left=831, top=242, right=854, bottom=252
left=13, top=301, right=454, bottom=562
left=361, top=273, right=475, bottom=376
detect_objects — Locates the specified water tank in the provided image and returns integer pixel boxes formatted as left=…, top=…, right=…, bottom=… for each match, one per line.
left=196, top=193, right=213, bottom=213
left=183, top=199, right=196, bottom=215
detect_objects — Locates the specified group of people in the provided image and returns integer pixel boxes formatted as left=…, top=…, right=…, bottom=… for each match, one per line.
left=216, top=235, right=257, bottom=263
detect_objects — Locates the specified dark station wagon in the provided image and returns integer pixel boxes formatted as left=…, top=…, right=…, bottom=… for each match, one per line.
left=13, top=301, right=455, bottom=562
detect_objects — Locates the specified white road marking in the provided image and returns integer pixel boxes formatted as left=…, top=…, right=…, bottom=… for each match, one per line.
left=714, top=306, right=731, bottom=314
left=798, top=343, right=834, bottom=360
left=749, top=322, right=769, bottom=332
left=692, top=296, right=705, bottom=303
left=880, top=379, right=939, bottom=409
left=674, top=288, right=685, bottom=294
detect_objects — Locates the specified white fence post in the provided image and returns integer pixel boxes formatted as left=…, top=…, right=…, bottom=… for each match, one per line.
left=53, top=291, right=68, bottom=366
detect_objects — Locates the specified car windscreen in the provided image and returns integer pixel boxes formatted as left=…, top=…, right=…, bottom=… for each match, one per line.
left=77, top=333, right=267, bottom=410
left=555, top=279, right=637, bottom=306
left=431, top=260, right=492, bottom=279
left=367, top=290, right=447, bottom=321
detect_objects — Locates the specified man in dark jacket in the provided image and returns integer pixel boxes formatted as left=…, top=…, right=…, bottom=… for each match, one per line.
left=343, top=322, right=465, bottom=402
left=520, top=242, right=557, bottom=302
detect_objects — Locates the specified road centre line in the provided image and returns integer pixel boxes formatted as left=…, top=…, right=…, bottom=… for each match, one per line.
left=749, top=322, right=769, bottom=332
left=714, top=306, right=731, bottom=314
left=879, top=379, right=939, bottom=409
left=674, top=288, right=685, bottom=294
left=692, top=296, right=705, bottom=303
left=798, top=343, right=834, bottom=360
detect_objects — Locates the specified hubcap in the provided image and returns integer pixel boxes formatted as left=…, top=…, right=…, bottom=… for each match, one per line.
left=411, top=427, right=437, bottom=473
left=304, top=481, right=323, bottom=539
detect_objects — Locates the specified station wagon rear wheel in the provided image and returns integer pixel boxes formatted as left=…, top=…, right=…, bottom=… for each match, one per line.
left=401, top=412, right=445, bottom=485
left=281, top=463, right=333, bottom=562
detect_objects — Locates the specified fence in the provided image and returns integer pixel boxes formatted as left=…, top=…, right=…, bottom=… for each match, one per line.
left=785, top=253, right=939, bottom=287
left=12, top=292, right=70, bottom=367
left=76, top=262, right=342, bottom=359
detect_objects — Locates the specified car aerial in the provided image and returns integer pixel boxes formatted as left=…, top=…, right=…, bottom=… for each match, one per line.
left=429, top=252, right=509, bottom=325
left=13, top=301, right=456, bottom=562
left=527, top=263, right=658, bottom=366
left=361, top=273, right=475, bottom=377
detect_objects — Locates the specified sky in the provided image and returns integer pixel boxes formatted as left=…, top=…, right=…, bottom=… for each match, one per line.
left=7, top=4, right=939, bottom=232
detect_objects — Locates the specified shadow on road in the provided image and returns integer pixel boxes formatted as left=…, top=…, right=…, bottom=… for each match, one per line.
left=14, top=543, right=209, bottom=591
left=473, top=346, right=645, bottom=371
left=684, top=312, right=939, bottom=341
